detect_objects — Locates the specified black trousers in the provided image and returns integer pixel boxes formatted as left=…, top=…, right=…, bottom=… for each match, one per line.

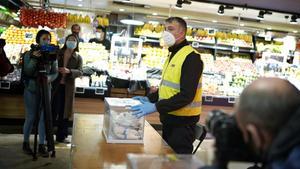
left=162, top=123, right=196, bottom=154
left=52, top=84, right=68, bottom=141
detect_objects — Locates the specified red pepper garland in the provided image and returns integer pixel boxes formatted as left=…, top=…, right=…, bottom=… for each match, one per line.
left=20, top=7, right=67, bottom=29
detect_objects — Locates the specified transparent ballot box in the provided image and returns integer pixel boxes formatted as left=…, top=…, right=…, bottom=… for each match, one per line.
left=127, top=154, right=204, bottom=169
left=103, top=97, right=145, bottom=144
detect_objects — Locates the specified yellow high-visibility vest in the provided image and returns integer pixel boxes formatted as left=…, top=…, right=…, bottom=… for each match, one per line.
left=159, top=45, right=202, bottom=116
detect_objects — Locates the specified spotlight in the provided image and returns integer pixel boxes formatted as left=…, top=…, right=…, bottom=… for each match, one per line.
left=257, top=10, right=272, bottom=20
left=218, top=5, right=224, bottom=15
left=290, top=15, right=298, bottom=24
left=257, top=11, right=265, bottom=20
left=175, top=0, right=183, bottom=8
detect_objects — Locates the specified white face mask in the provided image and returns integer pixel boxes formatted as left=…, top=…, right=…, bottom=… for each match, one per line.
left=162, top=31, right=176, bottom=47
left=66, top=41, right=77, bottom=49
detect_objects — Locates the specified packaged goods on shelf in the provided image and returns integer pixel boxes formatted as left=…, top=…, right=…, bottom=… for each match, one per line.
left=141, top=46, right=169, bottom=69
left=216, top=32, right=253, bottom=48
left=79, top=42, right=109, bottom=65
left=103, top=98, right=144, bottom=144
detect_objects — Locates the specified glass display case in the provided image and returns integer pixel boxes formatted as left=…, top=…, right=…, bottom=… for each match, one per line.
left=103, top=97, right=144, bottom=144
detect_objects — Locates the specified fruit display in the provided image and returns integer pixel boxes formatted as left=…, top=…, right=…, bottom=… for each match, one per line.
left=141, top=45, right=169, bottom=68
left=95, top=16, right=109, bottom=27
left=4, top=44, right=30, bottom=64
left=216, top=32, right=253, bottom=48
left=1, top=25, right=57, bottom=44
left=256, top=42, right=283, bottom=53
left=67, top=13, right=91, bottom=24
left=78, top=42, right=109, bottom=65
left=134, top=24, right=165, bottom=38
left=20, top=7, right=67, bottom=28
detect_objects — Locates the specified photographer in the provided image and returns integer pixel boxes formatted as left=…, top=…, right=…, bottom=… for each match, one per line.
left=22, top=30, right=58, bottom=157
left=52, top=34, right=83, bottom=143
left=206, top=78, right=300, bottom=169
left=235, top=78, right=300, bottom=169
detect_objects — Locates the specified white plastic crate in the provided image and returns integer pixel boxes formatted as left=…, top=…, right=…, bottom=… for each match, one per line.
left=103, top=97, right=144, bottom=144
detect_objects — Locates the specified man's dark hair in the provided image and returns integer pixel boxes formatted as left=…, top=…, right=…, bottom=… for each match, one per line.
left=36, top=29, right=51, bottom=44
left=96, top=26, right=106, bottom=33
left=71, top=24, right=81, bottom=31
left=62, top=34, right=79, bottom=52
left=237, top=80, right=300, bottom=136
left=165, top=17, right=187, bottom=32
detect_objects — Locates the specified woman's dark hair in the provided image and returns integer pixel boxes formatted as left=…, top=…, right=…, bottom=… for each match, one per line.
left=36, top=29, right=51, bottom=44
left=62, top=34, right=79, bottom=52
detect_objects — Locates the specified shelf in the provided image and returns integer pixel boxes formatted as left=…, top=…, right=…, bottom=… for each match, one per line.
left=192, top=41, right=256, bottom=54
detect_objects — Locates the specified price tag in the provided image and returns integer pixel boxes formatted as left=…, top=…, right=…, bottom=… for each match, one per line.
left=265, top=34, right=272, bottom=41
left=192, top=41, right=199, bottom=48
left=232, top=46, right=239, bottom=53
left=95, top=88, right=105, bottom=95
left=204, top=96, right=213, bottom=102
left=25, top=32, right=33, bottom=40
left=75, top=87, right=85, bottom=94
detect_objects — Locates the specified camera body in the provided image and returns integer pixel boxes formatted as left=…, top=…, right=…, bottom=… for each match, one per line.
left=31, top=44, right=59, bottom=64
left=206, top=110, right=263, bottom=168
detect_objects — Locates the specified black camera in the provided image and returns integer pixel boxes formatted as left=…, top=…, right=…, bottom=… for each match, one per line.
left=31, top=44, right=59, bottom=63
left=206, top=110, right=263, bottom=169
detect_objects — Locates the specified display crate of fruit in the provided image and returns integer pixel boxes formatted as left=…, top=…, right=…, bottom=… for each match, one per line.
left=103, top=98, right=144, bottom=144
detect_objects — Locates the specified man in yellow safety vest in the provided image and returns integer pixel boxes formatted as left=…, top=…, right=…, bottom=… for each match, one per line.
left=131, top=17, right=204, bottom=154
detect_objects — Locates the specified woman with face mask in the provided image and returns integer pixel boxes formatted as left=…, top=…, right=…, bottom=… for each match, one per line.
left=22, top=30, right=58, bottom=157
left=52, top=34, right=83, bottom=143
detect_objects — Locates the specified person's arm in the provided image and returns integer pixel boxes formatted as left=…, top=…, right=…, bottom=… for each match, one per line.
left=47, top=60, right=58, bottom=82
left=69, top=55, right=83, bottom=79
left=155, top=52, right=203, bottom=114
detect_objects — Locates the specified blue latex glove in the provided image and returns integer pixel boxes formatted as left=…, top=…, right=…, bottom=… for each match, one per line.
left=131, top=101, right=157, bottom=118
left=132, top=96, right=150, bottom=103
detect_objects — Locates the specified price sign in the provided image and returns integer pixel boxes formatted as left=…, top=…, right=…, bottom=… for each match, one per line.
left=232, top=46, right=239, bottom=53
left=265, top=34, right=272, bottom=41
left=24, top=32, right=33, bottom=40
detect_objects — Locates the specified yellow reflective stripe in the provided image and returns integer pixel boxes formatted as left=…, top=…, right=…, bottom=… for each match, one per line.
left=161, top=80, right=202, bottom=90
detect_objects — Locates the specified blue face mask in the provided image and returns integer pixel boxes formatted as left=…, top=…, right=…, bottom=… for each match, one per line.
left=66, top=41, right=77, bottom=49
left=40, top=40, right=50, bottom=46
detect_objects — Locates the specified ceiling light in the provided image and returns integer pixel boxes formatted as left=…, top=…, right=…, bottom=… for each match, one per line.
left=120, top=19, right=144, bottom=26
left=218, top=5, right=224, bottom=15
left=148, top=21, right=159, bottom=25
left=175, top=0, right=183, bottom=9
left=212, top=20, right=218, bottom=23
left=240, top=23, right=245, bottom=27
left=183, top=16, right=189, bottom=19
left=293, top=30, right=298, bottom=33
left=119, top=8, right=125, bottom=12
left=78, top=4, right=83, bottom=7
left=267, top=27, right=272, bottom=30
left=152, top=13, right=158, bottom=16
left=122, top=0, right=131, bottom=3
left=290, top=15, right=298, bottom=24
left=77, top=0, right=82, bottom=1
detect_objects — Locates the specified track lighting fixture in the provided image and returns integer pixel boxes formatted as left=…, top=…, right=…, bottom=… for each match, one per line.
left=175, top=0, right=191, bottom=9
left=290, top=15, right=298, bottom=24
left=257, top=10, right=272, bottom=20
left=217, top=5, right=233, bottom=16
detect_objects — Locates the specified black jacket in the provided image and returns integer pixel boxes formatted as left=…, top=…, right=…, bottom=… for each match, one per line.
left=265, top=107, right=300, bottom=169
left=148, top=39, right=203, bottom=126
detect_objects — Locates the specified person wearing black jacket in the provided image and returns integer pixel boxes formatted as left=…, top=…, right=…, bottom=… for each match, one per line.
left=131, top=17, right=203, bottom=154
left=0, top=39, right=14, bottom=77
